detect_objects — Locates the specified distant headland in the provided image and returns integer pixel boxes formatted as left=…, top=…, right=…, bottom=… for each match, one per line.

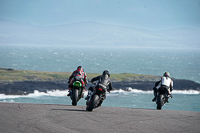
left=0, top=68, right=199, bottom=95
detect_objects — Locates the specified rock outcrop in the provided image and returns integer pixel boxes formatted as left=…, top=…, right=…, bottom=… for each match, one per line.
left=0, top=79, right=200, bottom=95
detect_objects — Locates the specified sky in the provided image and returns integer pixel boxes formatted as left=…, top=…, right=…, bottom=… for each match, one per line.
left=0, top=0, right=200, bottom=30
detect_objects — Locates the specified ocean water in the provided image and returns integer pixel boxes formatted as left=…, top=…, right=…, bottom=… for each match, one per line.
left=0, top=89, right=200, bottom=112
left=0, top=45, right=200, bottom=112
left=0, top=45, right=200, bottom=83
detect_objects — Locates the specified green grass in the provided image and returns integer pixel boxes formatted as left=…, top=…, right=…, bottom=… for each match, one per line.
left=0, top=68, right=159, bottom=81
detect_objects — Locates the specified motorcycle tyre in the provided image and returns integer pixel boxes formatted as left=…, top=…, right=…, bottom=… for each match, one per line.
left=72, top=89, right=79, bottom=106
left=86, top=95, right=99, bottom=112
left=157, top=94, right=164, bottom=110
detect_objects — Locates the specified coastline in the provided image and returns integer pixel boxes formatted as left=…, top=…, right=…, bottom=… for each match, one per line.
left=0, top=79, right=200, bottom=95
left=0, top=68, right=200, bottom=95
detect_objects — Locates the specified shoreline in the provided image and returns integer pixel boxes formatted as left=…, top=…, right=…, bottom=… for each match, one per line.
left=0, top=68, right=200, bottom=95
left=0, top=79, right=200, bottom=95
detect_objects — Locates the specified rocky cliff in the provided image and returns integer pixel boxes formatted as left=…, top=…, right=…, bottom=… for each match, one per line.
left=0, top=79, right=199, bottom=95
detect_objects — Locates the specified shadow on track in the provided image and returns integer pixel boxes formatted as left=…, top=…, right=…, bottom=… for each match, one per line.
left=51, top=108, right=87, bottom=112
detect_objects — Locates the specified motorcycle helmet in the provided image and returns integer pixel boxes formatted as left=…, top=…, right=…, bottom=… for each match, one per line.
left=102, top=70, right=110, bottom=77
left=163, top=72, right=170, bottom=77
left=77, top=66, right=84, bottom=75
left=77, top=66, right=83, bottom=71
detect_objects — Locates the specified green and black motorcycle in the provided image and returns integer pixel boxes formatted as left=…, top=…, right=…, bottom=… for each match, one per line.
left=70, top=81, right=85, bottom=106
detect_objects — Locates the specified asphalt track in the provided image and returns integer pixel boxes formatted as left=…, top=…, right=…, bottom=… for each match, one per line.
left=0, top=102, right=199, bottom=133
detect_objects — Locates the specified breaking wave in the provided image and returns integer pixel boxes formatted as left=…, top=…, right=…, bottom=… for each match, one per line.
left=0, top=88, right=199, bottom=100
left=111, top=88, right=200, bottom=95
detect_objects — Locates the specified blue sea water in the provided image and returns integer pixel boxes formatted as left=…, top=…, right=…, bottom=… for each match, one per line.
left=1, top=45, right=200, bottom=83
left=0, top=45, right=200, bottom=112
left=0, top=90, right=199, bottom=112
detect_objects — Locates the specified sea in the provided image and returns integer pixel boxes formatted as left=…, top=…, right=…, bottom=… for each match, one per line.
left=0, top=45, right=200, bottom=112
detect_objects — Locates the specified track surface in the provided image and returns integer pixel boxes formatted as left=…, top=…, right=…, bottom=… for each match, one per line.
left=0, top=102, right=199, bottom=133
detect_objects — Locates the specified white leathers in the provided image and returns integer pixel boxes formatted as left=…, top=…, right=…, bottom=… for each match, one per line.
left=160, top=77, right=173, bottom=87
left=156, top=77, right=173, bottom=94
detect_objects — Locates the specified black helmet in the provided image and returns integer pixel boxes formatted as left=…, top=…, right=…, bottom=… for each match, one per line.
left=102, top=70, right=110, bottom=77
left=163, top=72, right=170, bottom=77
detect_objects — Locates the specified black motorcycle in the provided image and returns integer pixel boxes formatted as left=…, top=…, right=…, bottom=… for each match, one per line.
left=70, top=81, right=85, bottom=106
left=156, top=87, right=172, bottom=110
left=86, top=83, right=110, bottom=111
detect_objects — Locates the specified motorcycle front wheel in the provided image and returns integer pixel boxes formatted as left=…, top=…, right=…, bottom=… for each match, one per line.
left=86, top=94, right=99, bottom=111
left=72, top=89, right=79, bottom=106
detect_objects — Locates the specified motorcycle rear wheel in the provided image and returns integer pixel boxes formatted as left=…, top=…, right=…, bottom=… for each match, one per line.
left=157, top=94, right=164, bottom=110
left=86, top=95, right=99, bottom=111
left=72, top=89, right=79, bottom=106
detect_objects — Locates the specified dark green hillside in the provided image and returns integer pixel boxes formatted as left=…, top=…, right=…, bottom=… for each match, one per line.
left=0, top=68, right=159, bottom=82
left=1, top=68, right=199, bottom=95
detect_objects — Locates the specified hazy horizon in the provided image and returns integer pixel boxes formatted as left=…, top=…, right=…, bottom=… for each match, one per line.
left=0, top=0, right=200, bottom=30
left=0, top=19, right=200, bottom=49
left=0, top=0, right=200, bottom=49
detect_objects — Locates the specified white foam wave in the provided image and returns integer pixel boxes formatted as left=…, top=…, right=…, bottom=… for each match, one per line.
left=112, top=89, right=152, bottom=94
left=111, top=88, right=200, bottom=95
left=0, top=90, right=68, bottom=100
left=172, top=90, right=200, bottom=94
left=0, top=89, right=199, bottom=100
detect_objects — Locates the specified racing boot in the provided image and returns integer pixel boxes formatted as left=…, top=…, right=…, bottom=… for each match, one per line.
left=85, top=90, right=92, bottom=100
left=152, top=87, right=157, bottom=102
left=152, top=95, right=157, bottom=102
left=85, top=96, right=89, bottom=100
left=67, top=91, right=71, bottom=96
left=166, top=94, right=172, bottom=103
left=166, top=98, right=169, bottom=103
left=81, top=89, right=85, bottom=98
left=166, top=95, right=171, bottom=103
left=67, top=89, right=72, bottom=97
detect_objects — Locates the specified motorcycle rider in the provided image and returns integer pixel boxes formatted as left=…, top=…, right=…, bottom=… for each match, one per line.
left=85, top=70, right=113, bottom=101
left=152, top=72, right=173, bottom=102
left=67, top=66, right=87, bottom=96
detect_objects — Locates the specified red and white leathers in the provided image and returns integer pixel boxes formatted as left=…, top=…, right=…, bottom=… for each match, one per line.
left=68, top=67, right=87, bottom=91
